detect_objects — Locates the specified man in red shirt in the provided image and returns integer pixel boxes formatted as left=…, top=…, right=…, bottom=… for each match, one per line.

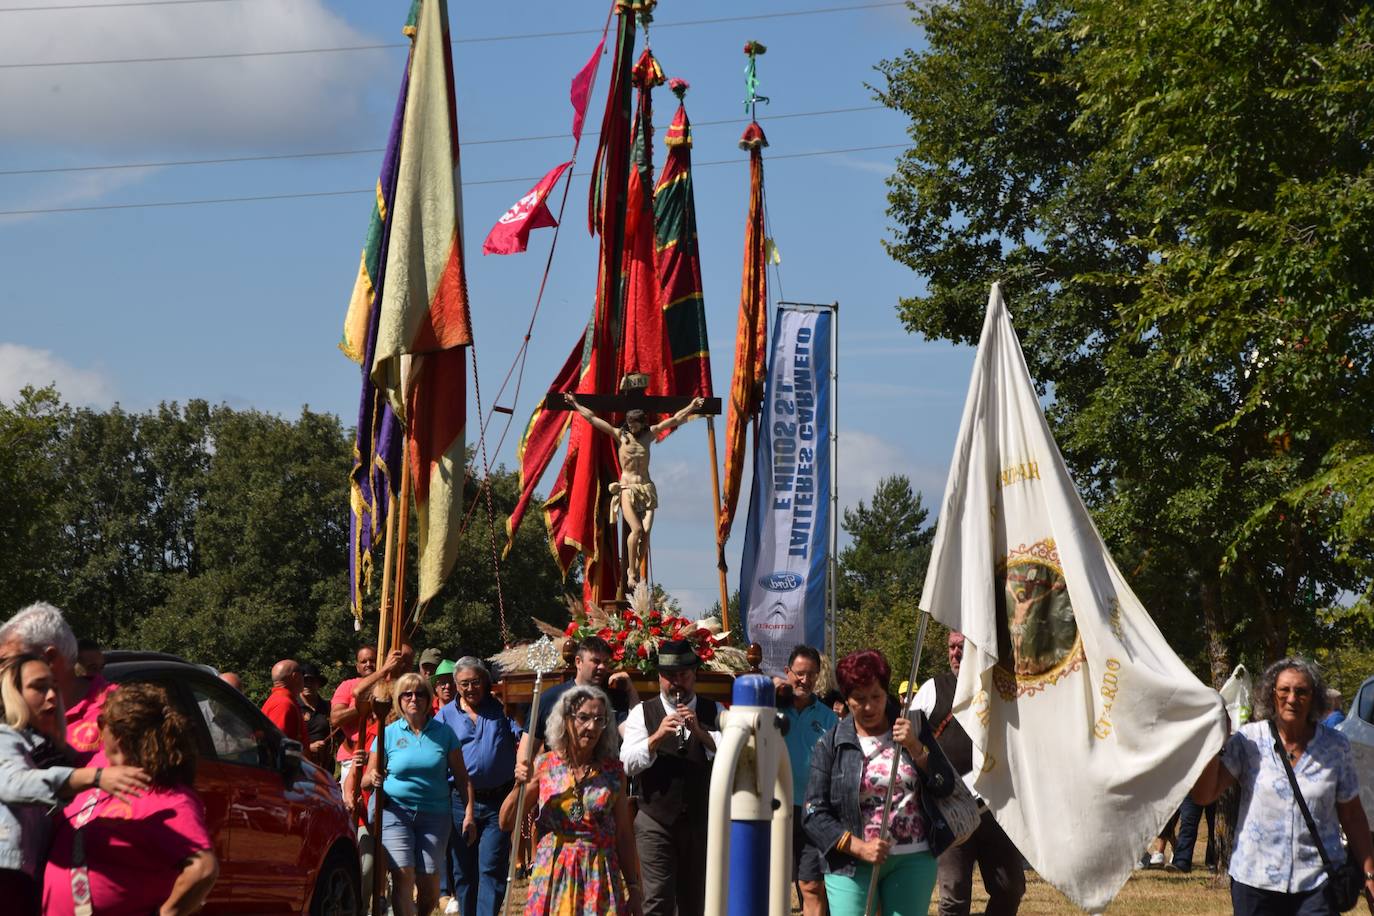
left=261, top=659, right=305, bottom=742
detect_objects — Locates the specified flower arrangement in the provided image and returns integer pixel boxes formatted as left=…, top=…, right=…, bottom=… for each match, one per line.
left=562, top=584, right=726, bottom=674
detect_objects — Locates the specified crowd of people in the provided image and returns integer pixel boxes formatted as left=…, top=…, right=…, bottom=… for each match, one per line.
left=0, top=595, right=1370, bottom=916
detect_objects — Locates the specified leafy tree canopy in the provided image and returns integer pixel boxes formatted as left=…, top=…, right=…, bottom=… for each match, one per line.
left=877, top=0, right=1373, bottom=683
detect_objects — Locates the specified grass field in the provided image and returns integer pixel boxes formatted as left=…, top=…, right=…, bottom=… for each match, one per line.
left=937, top=865, right=1231, bottom=915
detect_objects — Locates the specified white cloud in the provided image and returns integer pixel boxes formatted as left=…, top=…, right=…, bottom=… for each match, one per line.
left=839, top=428, right=945, bottom=514
left=0, top=168, right=155, bottom=222
left=0, top=1, right=383, bottom=153
left=0, top=343, right=114, bottom=406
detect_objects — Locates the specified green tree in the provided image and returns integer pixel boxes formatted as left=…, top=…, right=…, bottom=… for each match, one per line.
left=876, top=0, right=1372, bottom=682
left=834, top=476, right=941, bottom=686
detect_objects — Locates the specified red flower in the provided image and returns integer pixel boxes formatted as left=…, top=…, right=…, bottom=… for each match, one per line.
left=564, top=621, right=579, bottom=637
left=613, top=645, right=626, bottom=661
left=648, top=610, right=662, bottom=622
left=616, top=630, right=630, bottom=642
left=650, top=626, right=662, bottom=637
left=700, top=646, right=715, bottom=661
left=695, top=628, right=713, bottom=641
left=597, top=627, right=614, bottom=641
left=637, top=645, right=649, bottom=658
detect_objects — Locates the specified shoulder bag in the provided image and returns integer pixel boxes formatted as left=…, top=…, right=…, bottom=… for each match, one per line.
left=1268, top=719, right=1364, bottom=911
left=913, top=710, right=980, bottom=848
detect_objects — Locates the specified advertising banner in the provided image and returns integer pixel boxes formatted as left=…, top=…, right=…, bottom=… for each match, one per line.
left=739, top=306, right=832, bottom=676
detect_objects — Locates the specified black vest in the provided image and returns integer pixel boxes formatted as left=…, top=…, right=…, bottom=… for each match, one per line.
left=637, top=696, right=719, bottom=826
left=929, top=672, right=974, bottom=777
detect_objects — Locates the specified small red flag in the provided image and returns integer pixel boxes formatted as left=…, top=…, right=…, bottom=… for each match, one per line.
left=482, top=161, right=571, bottom=256
left=570, top=37, right=605, bottom=143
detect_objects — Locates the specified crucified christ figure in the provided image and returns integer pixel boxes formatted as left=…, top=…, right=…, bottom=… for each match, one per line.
left=563, top=393, right=705, bottom=588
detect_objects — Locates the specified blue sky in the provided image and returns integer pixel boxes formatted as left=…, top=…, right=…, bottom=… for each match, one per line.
left=0, top=0, right=975, bottom=616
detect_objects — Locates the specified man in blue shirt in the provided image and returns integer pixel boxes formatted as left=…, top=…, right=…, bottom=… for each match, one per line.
left=434, top=656, right=523, bottom=916
left=780, top=644, right=837, bottom=916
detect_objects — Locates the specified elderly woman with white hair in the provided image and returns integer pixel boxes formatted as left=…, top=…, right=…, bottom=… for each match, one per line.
left=1193, top=656, right=1374, bottom=916
left=433, top=656, right=523, bottom=916
left=500, top=684, right=643, bottom=916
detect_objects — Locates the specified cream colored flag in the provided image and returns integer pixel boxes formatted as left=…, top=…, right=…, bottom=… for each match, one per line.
left=919, top=284, right=1225, bottom=911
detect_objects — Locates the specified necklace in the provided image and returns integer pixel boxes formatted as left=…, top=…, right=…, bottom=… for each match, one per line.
left=568, top=762, right=594, bottom=821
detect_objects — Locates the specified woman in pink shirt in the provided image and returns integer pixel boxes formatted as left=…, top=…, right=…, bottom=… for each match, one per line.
left=43, top=683, right=220, bottom=916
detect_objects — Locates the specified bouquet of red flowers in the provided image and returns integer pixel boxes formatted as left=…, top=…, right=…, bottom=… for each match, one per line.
left=562, top=591, right=724, bottom=674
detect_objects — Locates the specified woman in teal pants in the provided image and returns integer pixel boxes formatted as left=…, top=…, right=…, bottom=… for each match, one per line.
left=804, top=650, right=956, bottom=916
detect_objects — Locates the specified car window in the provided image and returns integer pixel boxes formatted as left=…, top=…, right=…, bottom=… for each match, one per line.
left=188, top=682, right=270, bottom=767
left=1358, top=680, right=1374, bottom=726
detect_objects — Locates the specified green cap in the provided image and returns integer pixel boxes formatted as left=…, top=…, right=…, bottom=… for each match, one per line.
left=433, top=659, right=456, bottom=679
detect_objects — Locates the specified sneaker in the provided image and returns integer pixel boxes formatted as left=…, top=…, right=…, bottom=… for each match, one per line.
left=444, top=900, right=460, bottom=915
left=1149, top=851, right=1166, bottom=867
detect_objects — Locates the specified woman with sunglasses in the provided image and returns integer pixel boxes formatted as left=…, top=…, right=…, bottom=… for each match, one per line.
left=365, top=671, right=475, bottom=916
left=501, top=684, right=643, bottom=916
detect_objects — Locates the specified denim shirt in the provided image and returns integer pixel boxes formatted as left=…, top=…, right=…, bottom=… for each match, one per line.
left=0, top=725, right=74, bottom=872
left=802, top=703, right=957, bottom=877
left=1224, top=720, right=1360, bottom=893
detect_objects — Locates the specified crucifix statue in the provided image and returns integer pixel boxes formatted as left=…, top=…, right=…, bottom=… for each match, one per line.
left=549, top=381, right=721, bottom=591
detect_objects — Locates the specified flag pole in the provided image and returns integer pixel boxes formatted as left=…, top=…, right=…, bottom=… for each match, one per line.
left=375, top=485, right=399, bottom=660
left=827, top=301, right=839, bottom=669
left=863, top=609, right=930, bottom=916
left=706, top=416, right=731, bottom=630
left=371, top=442, right=411, bottom=914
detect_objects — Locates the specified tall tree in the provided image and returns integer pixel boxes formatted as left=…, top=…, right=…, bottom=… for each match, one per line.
left=835, top=475, right=941, bottom=685
left=876, top=0, right=1372, bottom=682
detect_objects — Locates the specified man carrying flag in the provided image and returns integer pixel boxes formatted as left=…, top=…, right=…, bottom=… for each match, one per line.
left=917, top=284, right=1224, bottom=912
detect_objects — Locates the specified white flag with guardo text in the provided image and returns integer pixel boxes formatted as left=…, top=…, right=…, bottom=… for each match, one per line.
left=919, top=284, right=1225, bottom=912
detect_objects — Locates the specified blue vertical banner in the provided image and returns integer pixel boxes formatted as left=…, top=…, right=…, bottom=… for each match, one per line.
left=739, top=306, right=832, bottom=676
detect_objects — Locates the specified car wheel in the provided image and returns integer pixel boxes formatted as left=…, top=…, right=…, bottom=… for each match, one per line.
left=310, top=846, right=361, bottom=916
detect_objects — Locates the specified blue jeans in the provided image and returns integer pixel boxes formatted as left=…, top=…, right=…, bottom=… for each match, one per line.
left=1171, top=796, right=1216, bottom=871
left=379, top=799, right=451, bottom=874
left=448, top=792, right=511, bottom=916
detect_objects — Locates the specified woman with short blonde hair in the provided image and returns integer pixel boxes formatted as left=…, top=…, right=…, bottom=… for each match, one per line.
left=367, top=666, right=474, bottom=916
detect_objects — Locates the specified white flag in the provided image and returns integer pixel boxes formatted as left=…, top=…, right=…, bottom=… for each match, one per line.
left=920, top=284, right=1225, bottom=912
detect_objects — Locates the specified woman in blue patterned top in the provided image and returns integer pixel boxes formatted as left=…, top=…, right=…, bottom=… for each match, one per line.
left=1192, top=657, right=1374, bottom=915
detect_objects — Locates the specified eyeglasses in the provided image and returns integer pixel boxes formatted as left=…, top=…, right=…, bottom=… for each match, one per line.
left=573, top=713, right=607, bottom=727
left=399, top=690, right=422, bottom=700
left=455, top=680, right=483, bottom=689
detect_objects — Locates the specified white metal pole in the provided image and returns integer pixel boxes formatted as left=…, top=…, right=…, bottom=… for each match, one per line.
left=703, top=716, right=749, bottom=916
left=769, top=752, right=794, bottom=916
left=828, top=301, right=839, bottom=669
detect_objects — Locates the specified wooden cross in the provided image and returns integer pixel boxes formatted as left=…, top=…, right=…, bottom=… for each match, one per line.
left=542, top=391, right=722, bottom=416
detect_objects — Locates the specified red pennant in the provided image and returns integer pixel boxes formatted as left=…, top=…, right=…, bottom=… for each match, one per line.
left=481, top=161, right=572, bottom=256
left=570, top=37, right=605, bottom=143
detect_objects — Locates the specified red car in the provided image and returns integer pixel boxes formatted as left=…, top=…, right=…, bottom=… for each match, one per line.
left=104, top=651, right=361, bottom=915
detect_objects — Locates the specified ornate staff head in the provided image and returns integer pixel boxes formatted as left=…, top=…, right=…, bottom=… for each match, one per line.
left=526, top=636, right=562, bottom=679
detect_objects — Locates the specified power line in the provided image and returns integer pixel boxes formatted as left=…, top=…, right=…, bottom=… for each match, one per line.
left=0, top=0, right=258, bottom=10
left=0, top=2, right=905, bottom=68
left=0, top=106, right=884, bottom=178
left=0, top=143, right=908, bottom=217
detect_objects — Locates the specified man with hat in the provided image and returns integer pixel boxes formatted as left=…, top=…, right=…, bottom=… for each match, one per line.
left=620, top=639, right=722, bottom=916
left=432, top=657, right=457, bottom=715
left=298, top=662, right=335, bottom=767
left=419, top=647, right=445, bottom=680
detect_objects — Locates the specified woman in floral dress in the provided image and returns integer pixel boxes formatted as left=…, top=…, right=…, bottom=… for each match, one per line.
left=502, top=684, right=643, bottom=916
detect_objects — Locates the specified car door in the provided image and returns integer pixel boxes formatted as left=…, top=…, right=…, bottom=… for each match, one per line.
left=130, top=675, right=236, bottom=914
left=184, top=676, right=308, bottom=912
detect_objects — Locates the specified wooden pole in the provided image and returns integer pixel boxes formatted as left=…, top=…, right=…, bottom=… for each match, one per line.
left=390, top=451, right=413, bottom=649
left=371, top=446, right=412, bottom=915
left=705, top=416, right=731, bottom=632
left=375, top=483, right=399, bottom=660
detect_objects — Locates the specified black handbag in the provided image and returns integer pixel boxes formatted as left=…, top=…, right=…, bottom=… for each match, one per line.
left=1268, top=720, right=1365, bottom=912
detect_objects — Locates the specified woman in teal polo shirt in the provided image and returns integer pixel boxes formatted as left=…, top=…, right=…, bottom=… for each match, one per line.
left=366, top=671, right=475, bottom=916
